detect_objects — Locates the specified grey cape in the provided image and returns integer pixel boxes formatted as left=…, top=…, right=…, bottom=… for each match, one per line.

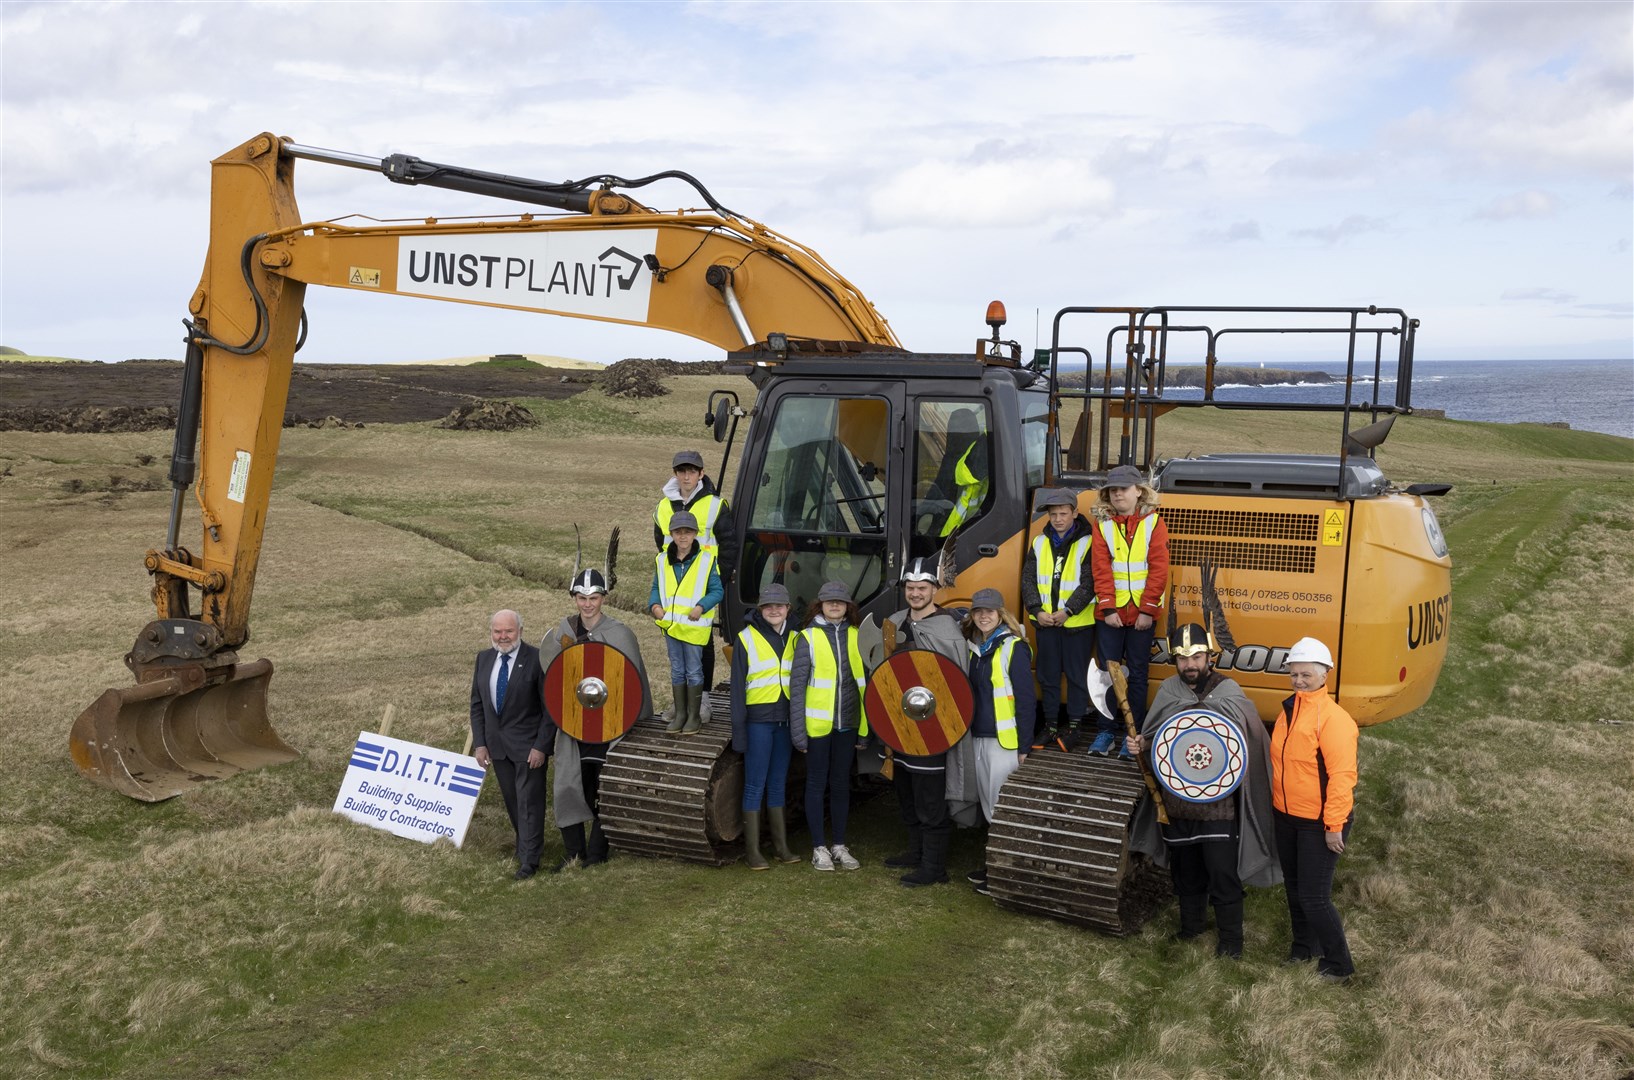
left=1128, top=673, right=1282, bottom=889
left=887, top=606, right=983, bottom=827
left=538, top=612, right=653, bottom=828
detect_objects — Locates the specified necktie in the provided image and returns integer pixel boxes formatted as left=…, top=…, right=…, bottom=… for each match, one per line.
left=496, top=652, right=511, bottom=714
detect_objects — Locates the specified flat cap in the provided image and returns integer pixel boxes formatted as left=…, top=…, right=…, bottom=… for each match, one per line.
left=668, top=510, right=700, bottom=532
left=1035, top=487, right=1078, bottom=511
left=758, top=583, right=792, bottom=607
left=970, top=587, right=1004, bottom=611
left=1103, top=465, right=1145, bottom=489
left=672, top=450, right=705, bottom=469
left=815, top=580, right=852, bottom=603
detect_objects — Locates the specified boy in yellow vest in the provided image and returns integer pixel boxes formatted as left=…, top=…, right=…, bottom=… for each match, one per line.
left=1022, top=487, right=1097, bottom=749
left=648, top=510, right=723, bottom=735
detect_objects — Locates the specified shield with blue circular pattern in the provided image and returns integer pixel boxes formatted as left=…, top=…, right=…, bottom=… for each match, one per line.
left=1151, top=707, right=1246, bottom=804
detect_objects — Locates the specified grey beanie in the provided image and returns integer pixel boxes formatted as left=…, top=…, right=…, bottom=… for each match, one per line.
left=1103, top=465, right=1144, bottom=489
left=758, top=583, right=792, bottom=607
left=672, top=450, right=705, bottom=469
left=815, top=580, right=852, bottom=604
left=668, top=510, right=700, bottom=532
left=970, top=587, right=1004, bottom=611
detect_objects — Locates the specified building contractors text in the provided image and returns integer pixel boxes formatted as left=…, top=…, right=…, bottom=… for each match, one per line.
left=332, top=731, right=486, bottom=847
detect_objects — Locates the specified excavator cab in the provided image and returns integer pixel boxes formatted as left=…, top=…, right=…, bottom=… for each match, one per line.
left=719, top=340, right=1050, bottom=632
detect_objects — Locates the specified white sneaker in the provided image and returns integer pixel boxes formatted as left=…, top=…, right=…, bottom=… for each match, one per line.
left=830, top=844, right=861, bottom=871
left=811, top=846, right=834, bottom=871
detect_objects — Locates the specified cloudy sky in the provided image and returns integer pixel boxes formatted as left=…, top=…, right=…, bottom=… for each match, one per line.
left=2, top=0, right=1630, bottom=364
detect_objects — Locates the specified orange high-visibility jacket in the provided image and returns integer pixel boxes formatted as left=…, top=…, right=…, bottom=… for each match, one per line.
left=1270, top=688, right=1358, bottom=832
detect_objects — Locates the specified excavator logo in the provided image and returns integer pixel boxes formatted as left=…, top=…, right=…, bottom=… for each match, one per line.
left=598, top=247, right=643, bottom=291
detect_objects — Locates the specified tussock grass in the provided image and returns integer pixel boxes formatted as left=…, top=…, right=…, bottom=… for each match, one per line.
left=1, top=387, right=1630, bottom=1077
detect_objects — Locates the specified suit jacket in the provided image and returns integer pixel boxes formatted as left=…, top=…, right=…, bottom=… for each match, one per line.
left=469, top=642, right=550, bottom=761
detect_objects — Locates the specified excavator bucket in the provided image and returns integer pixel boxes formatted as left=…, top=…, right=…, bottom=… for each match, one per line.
left=68, top=659, right=298, bottom=802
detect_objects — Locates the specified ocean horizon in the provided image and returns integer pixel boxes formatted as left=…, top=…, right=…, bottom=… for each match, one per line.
left=1141, top=356, right=1634, bottom=440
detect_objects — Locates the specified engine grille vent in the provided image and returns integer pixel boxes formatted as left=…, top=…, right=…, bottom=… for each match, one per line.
left=1169, top=538, right=1316, bottom=574
left=1160, top=508, right=1320, bottom=542
left=1161, top=508, right=1322, bottom=574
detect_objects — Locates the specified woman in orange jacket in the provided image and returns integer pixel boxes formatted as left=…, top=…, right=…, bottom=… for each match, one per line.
left=1270, top=637, right=1358, bottom=981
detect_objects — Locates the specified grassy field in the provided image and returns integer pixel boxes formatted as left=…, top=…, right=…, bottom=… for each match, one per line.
left=1, top=377, right=1631, bottom=1079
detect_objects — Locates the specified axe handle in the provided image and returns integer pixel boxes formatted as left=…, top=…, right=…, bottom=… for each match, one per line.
left=559, top=634, right=575, bottom=650
left=882, top=619, right=897, bottom=659
left=1109, top=664, right=1168, bottom=826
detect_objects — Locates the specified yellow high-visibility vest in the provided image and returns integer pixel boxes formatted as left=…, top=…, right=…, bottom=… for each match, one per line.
left=1030, top=531, right=1096, bottom=628
left=939, top=444, right=988, bottom=537
left=1099, top=515, right=1161, bottom=610
left=654, top=550, right=716, bottom=645
left=737, top=624, right=790, bottom=705
left=980, top=634, right=1020, bottom=750
left=800, top=625, right=868, bottom=739
left=656, top=495, right=725, bottom=556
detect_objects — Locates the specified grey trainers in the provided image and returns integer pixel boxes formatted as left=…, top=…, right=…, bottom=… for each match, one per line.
left=829, top=844, right=861, bottom=871
left=811, top=846, right=835, bottom=871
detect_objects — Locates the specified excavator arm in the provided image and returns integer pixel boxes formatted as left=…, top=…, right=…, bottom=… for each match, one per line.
left=70, top=131, right=898, bottom=800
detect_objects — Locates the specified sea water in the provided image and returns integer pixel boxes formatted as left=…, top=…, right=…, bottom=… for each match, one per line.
left=1157, top=357, right=1634, bottom=440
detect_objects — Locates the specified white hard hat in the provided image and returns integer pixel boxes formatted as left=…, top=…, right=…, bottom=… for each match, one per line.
left=1287, top=637, right=1333, bottom=668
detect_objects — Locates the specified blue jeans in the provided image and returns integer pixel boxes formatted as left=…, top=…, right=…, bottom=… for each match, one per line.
left=1095, top=620, right=1155, bottom=734
left=742, top=721, right=792, bottom=811
left=665, top=636, right=705, bottom=687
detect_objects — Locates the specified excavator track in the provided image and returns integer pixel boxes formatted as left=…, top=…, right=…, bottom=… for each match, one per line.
left=985, top=750, right=1171, bottom=934
left=598, top=689, right=745, bottom=865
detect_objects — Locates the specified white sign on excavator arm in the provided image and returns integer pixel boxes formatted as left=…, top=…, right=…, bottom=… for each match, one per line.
left=397, top=229, right=658, bottom=322
left=332, top=731, right=486, bottom=847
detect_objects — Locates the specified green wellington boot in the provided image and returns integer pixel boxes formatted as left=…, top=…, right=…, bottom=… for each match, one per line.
left=766, top=806, right=801, bottom=863
left=743, top=810, right=770, bottom=870
left=681, top=685, right=705, bottom=734
left=665, top=685, right=686, bottom=734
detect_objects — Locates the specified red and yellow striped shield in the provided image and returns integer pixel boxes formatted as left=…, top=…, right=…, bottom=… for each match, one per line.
left=863, top=649, right=975, bottom=756
left=543, top=642, right=645, bottom=744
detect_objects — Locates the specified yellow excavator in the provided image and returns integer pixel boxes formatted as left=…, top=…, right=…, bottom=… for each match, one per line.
left=72, top=134, right=1451, bottom=932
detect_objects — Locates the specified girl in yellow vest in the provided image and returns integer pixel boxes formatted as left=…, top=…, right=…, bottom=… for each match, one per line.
left=648, top=511, right=723, bottom=736
left=1089, top=465, right=1170, bottom=758
left=962, top=588, right=1036, bottom=896
left=788, top=580, right=870, bottom=872
left=729, top=583, right=801, bottom=870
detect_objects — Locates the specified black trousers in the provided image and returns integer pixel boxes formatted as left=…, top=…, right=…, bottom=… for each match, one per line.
left=893, top=765, right=950, bottom=842
left=1169, top=838, right=1243, bottom=908
left=805, top=733, right=857, bottom=848
left=1275, top=810, right=1355, bottom=977
left=492, top=755, right=547, bottom=873
left=1034, top=625, right=1094, bottom=726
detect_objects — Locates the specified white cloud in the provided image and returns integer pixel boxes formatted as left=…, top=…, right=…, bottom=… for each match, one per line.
left=1471, top=190, right=1560, bottom=221
left=1501, top=287, right=1576, bottom=304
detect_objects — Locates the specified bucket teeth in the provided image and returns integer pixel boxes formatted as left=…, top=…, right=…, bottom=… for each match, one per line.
left=69, top=659, right=297, bottom=802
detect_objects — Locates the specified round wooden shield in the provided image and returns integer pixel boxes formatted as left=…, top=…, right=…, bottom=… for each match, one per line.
left=543, top=642, right=645, bottom=744
left=1151, top=708, right=1246, bottom=804
left=863, top=649, right=975, bottom=756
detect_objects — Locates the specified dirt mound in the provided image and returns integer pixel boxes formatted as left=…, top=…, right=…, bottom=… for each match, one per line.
left=284, top=415, right=365, bottom=429
left=436, top=400, right=539, bottom=431
left=0, top=405, right=176, bottom=433
left=601, top=359, right=672, bottom=398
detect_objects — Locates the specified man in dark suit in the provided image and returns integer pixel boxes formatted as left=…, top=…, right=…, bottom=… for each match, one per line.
left=469, top=609, right=551, bottom=879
